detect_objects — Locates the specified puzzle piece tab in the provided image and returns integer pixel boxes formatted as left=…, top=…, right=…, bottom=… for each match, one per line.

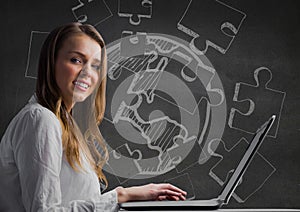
left=165, top=52, right=224, bottom=113
left=108, top=31, right=156, bottom=80
left=229, top=67, right=286, bottom=137
left=72, top=0, right=112, bottom=26
left=118, top=0, right=152, bottom=25
left=177, top=0, right=246, bottom=54
left=115, top=143, right=142, bottom=160
left=169, top=136, right=202, bottom=173
left=120, top=31, right=148, bottom=58
left=106, top=143, right=142, bottom=181
left=209, top=138, right=276, bottom=203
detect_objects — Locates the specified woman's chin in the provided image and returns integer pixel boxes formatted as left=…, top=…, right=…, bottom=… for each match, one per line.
left=72, top=94, right=88, bottom=103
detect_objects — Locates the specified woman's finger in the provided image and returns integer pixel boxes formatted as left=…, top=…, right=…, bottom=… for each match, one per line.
left=156, top=189, right=186, bottom=200
left=158, top=183, right=187, bottom=196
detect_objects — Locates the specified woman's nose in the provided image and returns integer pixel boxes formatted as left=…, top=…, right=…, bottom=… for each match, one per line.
left=80, top=64, right=91, bottom=76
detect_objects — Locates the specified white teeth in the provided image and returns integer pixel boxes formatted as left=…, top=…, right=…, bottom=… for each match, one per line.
left=74, top=81, right=89, bottom=89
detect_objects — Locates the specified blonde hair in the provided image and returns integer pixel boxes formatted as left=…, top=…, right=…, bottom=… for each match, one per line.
left=36, top=22, right=108, bottom=187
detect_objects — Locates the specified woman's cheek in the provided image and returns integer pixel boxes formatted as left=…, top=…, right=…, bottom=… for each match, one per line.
left=67, top=64, right=81, bottom=77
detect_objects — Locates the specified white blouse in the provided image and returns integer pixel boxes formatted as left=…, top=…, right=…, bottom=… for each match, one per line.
left=0, top=95, right=118, bottom=212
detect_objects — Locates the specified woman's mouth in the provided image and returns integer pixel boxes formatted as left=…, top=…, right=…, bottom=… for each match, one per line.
left=73, top=81, right=89, bottom=91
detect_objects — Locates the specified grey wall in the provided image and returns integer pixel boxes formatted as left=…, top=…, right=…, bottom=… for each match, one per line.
left=1, top=0, right=299, bottom=208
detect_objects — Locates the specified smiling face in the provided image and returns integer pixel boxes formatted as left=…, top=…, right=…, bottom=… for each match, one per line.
left=55, top=34, right=102, bottom=112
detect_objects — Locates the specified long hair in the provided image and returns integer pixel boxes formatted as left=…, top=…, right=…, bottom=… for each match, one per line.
left=36, top=22, right=108, bottom=187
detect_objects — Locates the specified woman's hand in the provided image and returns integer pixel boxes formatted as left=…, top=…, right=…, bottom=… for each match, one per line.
left=116, top=183, right=187, bottom=203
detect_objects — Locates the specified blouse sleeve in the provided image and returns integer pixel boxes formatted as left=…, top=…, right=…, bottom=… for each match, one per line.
left=13, top=107, right=119, bottom=212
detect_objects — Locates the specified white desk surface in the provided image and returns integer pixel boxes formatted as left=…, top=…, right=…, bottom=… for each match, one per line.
left=119, top=209, right=300, bottom=212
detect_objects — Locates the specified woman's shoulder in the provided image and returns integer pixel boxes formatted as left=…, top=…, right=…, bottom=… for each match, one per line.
left=1, top=95, right=62, bottom=146
left=12, top=95, right=60, bottom=129
left=24, top=96, right=57, bottom=118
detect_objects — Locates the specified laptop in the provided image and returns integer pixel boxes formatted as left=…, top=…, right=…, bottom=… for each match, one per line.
left=119, top=115, right=276, bottom=211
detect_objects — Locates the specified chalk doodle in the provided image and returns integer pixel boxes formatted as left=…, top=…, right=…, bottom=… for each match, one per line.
left=72, top=0, right=112, bottom=26
left=228, top=67, right=286, bottom=138
left=113, top=98, right=197, bottom=175
left=177, top=0, right=246, bottom=54
left=127, top=56, right=167, bottom=103
left=120, top=31, right=148, bottom=58
left=25, top=31, right=49, bottom=79
left=208, top=138, right=276, bottom=203
left=101, top=33, right=227, bottom=180
left=118, top=0, right=152, bottom=25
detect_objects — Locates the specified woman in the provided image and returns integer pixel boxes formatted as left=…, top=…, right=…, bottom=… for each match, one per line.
left=0, top=23, right=186, bottom=211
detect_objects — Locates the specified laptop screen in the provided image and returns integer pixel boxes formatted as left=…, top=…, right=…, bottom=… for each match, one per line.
left=218, top=115, right=276, bottom=204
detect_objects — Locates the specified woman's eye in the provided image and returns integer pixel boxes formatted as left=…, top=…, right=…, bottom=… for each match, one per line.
left=92, top=64, right=101, bottom=71
left=70, top=58, right=81, bottom=64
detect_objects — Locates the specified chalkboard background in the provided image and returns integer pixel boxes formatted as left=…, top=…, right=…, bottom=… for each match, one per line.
left=1, top=0, right=299, bottom=209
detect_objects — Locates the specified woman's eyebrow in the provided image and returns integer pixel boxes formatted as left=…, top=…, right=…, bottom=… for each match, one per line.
left=68, top=51, right=86, bottom=57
